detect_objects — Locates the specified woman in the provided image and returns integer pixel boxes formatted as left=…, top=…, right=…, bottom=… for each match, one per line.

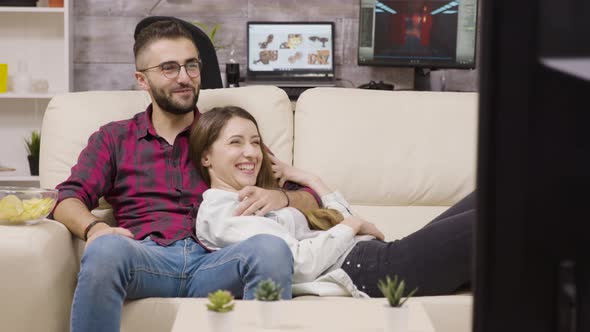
left=189, top=106, right=474, bottom=298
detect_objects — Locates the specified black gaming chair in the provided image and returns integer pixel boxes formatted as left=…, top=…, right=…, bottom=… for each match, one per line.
left=134, top=16, right=223, bottom=89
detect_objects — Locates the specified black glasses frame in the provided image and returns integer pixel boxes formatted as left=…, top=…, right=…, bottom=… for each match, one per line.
left=138, top=59, right=202, bottom=79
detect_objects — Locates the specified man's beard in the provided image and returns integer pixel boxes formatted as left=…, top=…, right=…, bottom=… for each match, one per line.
left=151, top=83, right=199, bottom=115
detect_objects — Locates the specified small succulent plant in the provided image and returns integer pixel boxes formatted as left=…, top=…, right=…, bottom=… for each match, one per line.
left=378, top=275, right=418, bottom=308
left=254, top=279, right=283, bottom=301
left=206, top=290, right=235, bottom=313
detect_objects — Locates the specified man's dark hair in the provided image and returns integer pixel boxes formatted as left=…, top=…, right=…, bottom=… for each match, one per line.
left=133, top=20, right=195, bottom=63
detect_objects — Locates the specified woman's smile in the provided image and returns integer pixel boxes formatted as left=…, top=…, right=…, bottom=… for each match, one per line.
left=236, top=162, right=256, bottom=175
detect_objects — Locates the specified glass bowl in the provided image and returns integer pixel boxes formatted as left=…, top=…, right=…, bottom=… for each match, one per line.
left=0, top=187, right=58, bottom=225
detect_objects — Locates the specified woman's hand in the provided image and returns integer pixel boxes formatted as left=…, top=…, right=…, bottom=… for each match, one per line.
left=268, top=154, right=332, bottom=196
left=358, top=221, right=385, bottom=241
left=339, top=216, right=364, bottom=234
left=234, top=186, right=288, bottom=217
left=340, top=217, right=385, bottom=241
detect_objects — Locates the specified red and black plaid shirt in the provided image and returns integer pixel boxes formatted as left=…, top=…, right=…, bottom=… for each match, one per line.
left=56, top=105, right=319, bottom=246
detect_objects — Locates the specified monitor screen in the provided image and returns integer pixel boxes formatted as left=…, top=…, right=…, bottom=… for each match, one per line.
left=247, top=22, right=335, bottom=79
left=358, top=0, right=478, bottom=68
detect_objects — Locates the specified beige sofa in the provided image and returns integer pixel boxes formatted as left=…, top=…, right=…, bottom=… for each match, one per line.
left=0, top=86, right=477, bottom=331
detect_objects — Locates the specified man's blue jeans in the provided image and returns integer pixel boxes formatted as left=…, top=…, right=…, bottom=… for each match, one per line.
left=70, top=234, right=293, bottom=332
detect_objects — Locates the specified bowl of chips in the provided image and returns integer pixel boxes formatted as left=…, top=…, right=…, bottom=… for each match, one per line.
left=0, top=187, right=58, bottom=225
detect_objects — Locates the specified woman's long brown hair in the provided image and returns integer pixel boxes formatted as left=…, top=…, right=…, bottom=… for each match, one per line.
left=189, top=106, right=277, bottom=189
left=302, top=208, right=345, bottom=230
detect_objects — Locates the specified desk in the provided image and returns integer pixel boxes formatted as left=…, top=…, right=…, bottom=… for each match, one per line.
left=171, top=298, right=436, bottom=332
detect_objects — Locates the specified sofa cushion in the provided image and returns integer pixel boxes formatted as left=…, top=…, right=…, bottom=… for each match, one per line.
left=294, top=88, right=478, bottom=238
left=121, top=298, right=183, bottom=332
left=352, top=205, right=449, bottom=241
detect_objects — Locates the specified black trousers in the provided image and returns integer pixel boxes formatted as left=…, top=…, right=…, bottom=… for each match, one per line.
left=342, top=191, right=475, bottom=297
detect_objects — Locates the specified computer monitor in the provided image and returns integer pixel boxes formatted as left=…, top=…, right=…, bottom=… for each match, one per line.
left=246, top=22, right=335, bottom=82
left=358, top=0, right=478, bottom=68
left=475, top=0, right=589, bottom=331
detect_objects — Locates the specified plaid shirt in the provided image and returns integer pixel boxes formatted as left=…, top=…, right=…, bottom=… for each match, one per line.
left=56, top=105, right=319, bottom=246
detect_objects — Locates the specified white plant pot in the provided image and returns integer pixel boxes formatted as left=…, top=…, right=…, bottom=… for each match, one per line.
left=257, top=300, right=281, bottom=329
left=383, top=305, right=409, bottom=332
left=207, top=310, right=234, bottom=332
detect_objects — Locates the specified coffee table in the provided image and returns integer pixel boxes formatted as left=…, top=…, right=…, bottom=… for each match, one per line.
left=170, top=297, right=436, bottom=332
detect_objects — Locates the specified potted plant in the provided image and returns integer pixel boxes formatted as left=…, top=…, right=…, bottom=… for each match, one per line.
left=206, top=289, right=235, bottom=332
left=378, top=275, right=418, bottom=332
left=192, top=22, right=225, bottom=50
left=24, top=130, right=40, bottom=176
left=254, top=278, right=283, bottom=329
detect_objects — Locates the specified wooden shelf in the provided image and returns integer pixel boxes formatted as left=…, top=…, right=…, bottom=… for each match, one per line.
left=0, top=7, right=64, bottom=13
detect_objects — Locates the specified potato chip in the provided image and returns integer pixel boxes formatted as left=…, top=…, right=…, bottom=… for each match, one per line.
left=0, top=195, right=24, bottom=220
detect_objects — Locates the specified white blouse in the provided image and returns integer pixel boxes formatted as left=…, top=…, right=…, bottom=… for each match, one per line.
left=195, top=189, right=373, bottom=297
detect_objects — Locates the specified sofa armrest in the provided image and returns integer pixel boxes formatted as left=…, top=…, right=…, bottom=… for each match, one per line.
left=0, top=219, right=77, bottom=332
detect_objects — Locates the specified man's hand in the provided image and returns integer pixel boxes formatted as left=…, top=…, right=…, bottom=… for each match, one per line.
left=85, top=222, right=134, bottom=249
left=234, top=186, right=288, bottom=216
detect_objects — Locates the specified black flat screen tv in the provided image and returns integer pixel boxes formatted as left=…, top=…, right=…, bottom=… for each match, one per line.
left=358, top=0, right=478, bottom=68
left=475, top=0, right=589, bottom=330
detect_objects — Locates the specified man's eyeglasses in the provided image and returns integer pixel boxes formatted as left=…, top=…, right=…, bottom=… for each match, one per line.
left=138, top=59, right=202, bottom=79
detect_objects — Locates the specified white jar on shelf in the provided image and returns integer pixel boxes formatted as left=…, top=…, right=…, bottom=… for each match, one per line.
left=13, top=61, right=32, bottom=93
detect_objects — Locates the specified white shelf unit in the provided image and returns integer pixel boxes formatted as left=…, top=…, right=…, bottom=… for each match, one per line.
left=0, top=6, right=64, bottom=13
left=0, top=1, right=71, bottom=186
left=0, top=175, right=40, bottom=187
left=0, top=92, right=56, bottom=99
left=0, top=175, right=39, bottom=181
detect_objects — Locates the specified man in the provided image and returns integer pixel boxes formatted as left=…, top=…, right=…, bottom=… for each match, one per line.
left=53, top=20, right=319, bottom=332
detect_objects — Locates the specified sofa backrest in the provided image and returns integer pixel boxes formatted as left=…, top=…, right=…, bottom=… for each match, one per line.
left=40, top=85, right=293, bottom=191
left=40, top=85, right=478, bottom=241
left=294, top=88, right=478, bottom=239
